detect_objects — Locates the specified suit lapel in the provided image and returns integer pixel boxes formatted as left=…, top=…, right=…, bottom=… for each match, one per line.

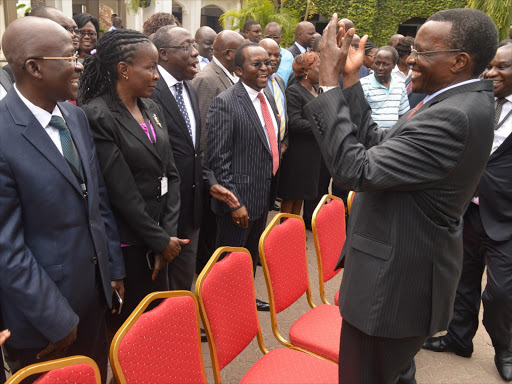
left=184, top=80, right=200, bottom=150
left=212, top=61, right=233, bottom=89
left=142, top=101, right=168, bottom=166
left=155, top=76, right=194, bottom=148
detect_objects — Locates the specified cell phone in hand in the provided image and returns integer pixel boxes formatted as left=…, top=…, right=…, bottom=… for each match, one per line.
left=113, top=289, right=123, bottom=315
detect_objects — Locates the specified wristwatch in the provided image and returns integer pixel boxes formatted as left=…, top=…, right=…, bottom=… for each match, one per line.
left=318, top=86, right=338, bottom=94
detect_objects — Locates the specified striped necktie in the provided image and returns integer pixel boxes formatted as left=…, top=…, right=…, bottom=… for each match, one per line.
left=271, top=75, right=286, bottom=140
left=495, top=97, right=507, bottom=125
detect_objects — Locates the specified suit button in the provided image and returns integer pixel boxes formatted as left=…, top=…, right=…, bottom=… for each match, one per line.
left=156, top=196, right=163, bottom=202
left=90, top=221, right=93, bottom=227
left=194, top=154, right=198, bottom=158
left=192, top=184, right=196, bottom=189
left=91, top=257, right=98, bottom=264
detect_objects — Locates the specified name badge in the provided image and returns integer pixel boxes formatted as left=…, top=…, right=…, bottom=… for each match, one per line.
left=160, top=176, right=168, bottom=196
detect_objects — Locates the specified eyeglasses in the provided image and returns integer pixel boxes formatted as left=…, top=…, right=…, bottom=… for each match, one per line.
left=410, top=46, right=462, bottom=59
left=250, top=60, right=272, bottom=68
left=161, top=44, right=196, bottom=52
left=81, top=31, right=97, bottom=37
left=23, top=52, right=79, bottom=69
left=65, top=28, right=82, bottom=35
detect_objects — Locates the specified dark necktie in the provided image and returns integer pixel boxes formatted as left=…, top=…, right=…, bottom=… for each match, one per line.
left=174, top=83, right=193, bottom=137
left=50, top=115, right=82, bottom=176
left=257, top=93, right=279, bottom=175
left=495, top=97, right=507, bottom=126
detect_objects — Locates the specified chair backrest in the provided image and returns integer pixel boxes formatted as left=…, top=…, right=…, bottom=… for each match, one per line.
left=347, top=191, right=356, bottom=215
left=6, top=356, right=100, bottom=384
left=259, top=213, right=312, bottom=314
left=312, top=194, right=346, bottom=303
left=110, top=291, right=207, bottom=384
left=195, top=247, right=266, bottom=384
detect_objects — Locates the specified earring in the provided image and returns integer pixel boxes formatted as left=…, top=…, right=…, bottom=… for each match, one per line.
left=123, top=75, right=128, bottom=80
left=305, top=73, right=308, bottom=80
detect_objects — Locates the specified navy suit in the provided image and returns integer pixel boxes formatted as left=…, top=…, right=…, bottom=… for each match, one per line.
left=0, top=89, right=124, bottom=379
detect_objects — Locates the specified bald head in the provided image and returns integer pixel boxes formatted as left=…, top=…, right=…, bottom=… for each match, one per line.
left=213, top=30, right=245, bottom=72
left=389, top=34, right=404, bottom=48
left=195, top=26, right=217, bottom=61
left=264, top=22, right=283, bottom=45
left=340, top=18, right=354, bottom=31
left=259, top=38, right=280, bottom=74
left=31, top=6, right=79, bottom=50
left=295, top=21, right=316, bottom=49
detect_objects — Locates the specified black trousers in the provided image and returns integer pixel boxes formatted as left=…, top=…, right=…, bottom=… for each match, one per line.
left=339, top=320, right=427, bottom=384
left=216, top=211, right=268, bottom=274
left=196, top=192, right=217, bottom=274
left=2, top=271, right=109, bottom=383
left=445, top=203, right=512, bottom=352
left=302, top=159, right=331, bottom=229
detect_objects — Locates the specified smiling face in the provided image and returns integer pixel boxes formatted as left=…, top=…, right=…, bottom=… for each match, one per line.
left=123, top=43, right=160, bottom=99
left=484, top=46, right=512, bottom=99
left=245, top=23, right=262, bottom=43
left=196, top=27, right=217, bottom=61
left=406, top=21, right=461, bottom=95
left=236, top=45, right=269, bottom=91
left=259, top=39, right=281, bottom=75
left=79, top=21, right=97, bottom=54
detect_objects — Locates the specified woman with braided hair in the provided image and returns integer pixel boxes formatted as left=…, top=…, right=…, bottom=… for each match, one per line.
left=278, top=51, right=323, bottom=215
left=80, top=29, right=186, bottom=331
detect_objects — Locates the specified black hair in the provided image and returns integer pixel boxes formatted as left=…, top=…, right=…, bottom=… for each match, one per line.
left=73, top=13, right=100, bottom=33
left=375, top=46, right=399, bottom=64
left=428, top=8, right=498, bottom=76
left=79, top=29, right=152, bottom=107
left=364, top=40, right=377, bottom=55
left=395, top=36, right=414, bottom=58
left=234, top=42, right=259, bottom=69
left=243, top=20, right=260, bottom=32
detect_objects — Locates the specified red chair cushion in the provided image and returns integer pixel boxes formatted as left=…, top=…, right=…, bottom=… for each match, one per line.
left=240, top=348, right=338, bottom=383
left=34, top=364, right=97, bottom=384
left=334, top=290, right=339, bottom=306
left=118, top=295, right=206, bottom=384
left=200, top=252, right=260, bottom=371
left=315, top=199, right=345, bottom=282
left=289, top=304, right=342, bottom=362
left=263, top=217, right=309, bottom=313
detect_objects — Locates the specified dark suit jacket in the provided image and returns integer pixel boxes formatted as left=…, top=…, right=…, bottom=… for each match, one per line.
left=0, top=68, right=12, bottom=93
left=0, top=89, right=125, bottom=349
left=306, top=80, right=495, bottom=338
left=190, top=60, right=234, bottom=156
left=479, top=102, right=512, bottom=242
left=82, top=95, right=181, bottom=253
left=207, top=81, right=280, bottom=220
left=264, top=73, right=288, bottom=144
left=287, top=43, right=302, bottom=58
left=150, top=76, right=217, bottom=234
left=1, top=64, right=14, bottom=84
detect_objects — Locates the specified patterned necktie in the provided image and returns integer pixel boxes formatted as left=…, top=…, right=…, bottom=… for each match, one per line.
left=406, top=100, right=424, bottom=119
left=495, top=97, right=507, bottom=126
left=271, top=75, right=286, bottom=141
left=174, top=83, right=193, bottom=137
left=257, top=93, right=279, bottom=175
left=50, top=115, right=82, bottom=175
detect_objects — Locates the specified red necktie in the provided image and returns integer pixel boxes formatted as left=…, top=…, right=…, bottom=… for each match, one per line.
left=407, top=100, right=424, bottom=119
left=257, top=93, right=279, bottom=175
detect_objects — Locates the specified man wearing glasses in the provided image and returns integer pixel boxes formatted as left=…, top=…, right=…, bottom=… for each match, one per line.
left=0, top=17, right=125, bottom=382
left=207, top=43, right=281, bottom=312
left=305, top=8, right=499, bottom=383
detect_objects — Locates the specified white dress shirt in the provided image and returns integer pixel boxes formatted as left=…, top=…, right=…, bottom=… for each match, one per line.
left=14, top=84, right=65, bottom=154
left=392, top=65, right=410, bottom=82
left=491, top=94, right=512, bottom=154
left=294, top=41, right=307, bottom=54
left=241, top=82, right=278, bottom=150
left=212, top=56, right=239, bottom=84
left=197, top=55, right=209, bottom=70
left=158, top=64, right=197, bottom=146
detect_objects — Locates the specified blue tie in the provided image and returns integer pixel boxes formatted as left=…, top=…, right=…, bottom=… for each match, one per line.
left=174, top=83, right=193, bottom=137
left=50, top=115, right=82, bottom=176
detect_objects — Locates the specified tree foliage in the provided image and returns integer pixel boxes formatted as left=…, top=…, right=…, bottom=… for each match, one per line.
left=467, top=0, right=512, bottom=41
left=219, top=0, right=300, bottom=47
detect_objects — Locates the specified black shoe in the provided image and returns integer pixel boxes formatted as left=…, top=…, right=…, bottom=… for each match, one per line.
left=256, top=299, right=270, bottom=312
left=200, top=328, right=208, bottom=342
left=495, top=348, right=512, bottom=381
left=422, top=336, right=472, bottom=358
left=272, top=203, right=280, bottom=211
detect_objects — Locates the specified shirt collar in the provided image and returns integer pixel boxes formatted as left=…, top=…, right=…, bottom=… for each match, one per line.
left=241, top=81, right=264, bottom=101
left=158, top=64, right=181, bottom=89
left=370, top=72, right=394, bottom=89
left=294, top=42, right=306, bottom=54
left=212, top=56, right=238, bottom=83
left=499, top=94, right=512, bottom=103
left=198, top=55, right=210, bottom=64
left=423, top=79, right=481, bottom=104
left=14, top=83, right=63, bottom=128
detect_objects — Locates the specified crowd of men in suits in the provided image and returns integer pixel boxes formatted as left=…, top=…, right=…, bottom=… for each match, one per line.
left=0, top=5, right=511, bottom=384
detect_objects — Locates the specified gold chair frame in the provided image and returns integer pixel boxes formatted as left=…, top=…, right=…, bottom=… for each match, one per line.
left=258, top=213, right=333, bottom=361
left=6, top=355, right=101, bottom=384
left=311, top=194, right=345, bottom=305
left=347, top=191, right=356, bottom=215
left=110, top=290, right=207, bottom=384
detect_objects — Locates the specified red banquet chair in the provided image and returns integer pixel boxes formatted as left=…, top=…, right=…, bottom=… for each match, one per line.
left=312, top=194, right=346, bottom=306
left=259, top=213, right=343, bottom=363
left=110, top=290, right=207, bottom=384
left=195, top=247, right=338, bottom=384
left=5, top=355, right=101, bottom=384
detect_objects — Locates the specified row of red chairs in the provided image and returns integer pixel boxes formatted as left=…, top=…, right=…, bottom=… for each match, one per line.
left=6, top=193, right=353, bottom=384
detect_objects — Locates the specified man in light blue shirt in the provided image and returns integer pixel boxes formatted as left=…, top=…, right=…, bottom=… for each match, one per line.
left=264, top=22, right=293, bottom=87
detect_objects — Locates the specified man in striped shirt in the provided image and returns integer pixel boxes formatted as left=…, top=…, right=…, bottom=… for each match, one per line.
left=360, top=46, right=410, bottom=129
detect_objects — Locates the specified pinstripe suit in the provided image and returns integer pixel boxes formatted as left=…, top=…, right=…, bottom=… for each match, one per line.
left=306, top=80, right=495, bottom=381
left=207, top=81, right=280, bottom=270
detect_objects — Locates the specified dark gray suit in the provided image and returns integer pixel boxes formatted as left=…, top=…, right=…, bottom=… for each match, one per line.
left=287, top=43, right=302, bottom=58
left=207, top=81, right=280, bottom=271
left=0, top=68, right=12, bottom=97
left=306, top=80, right=495, bottom=381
